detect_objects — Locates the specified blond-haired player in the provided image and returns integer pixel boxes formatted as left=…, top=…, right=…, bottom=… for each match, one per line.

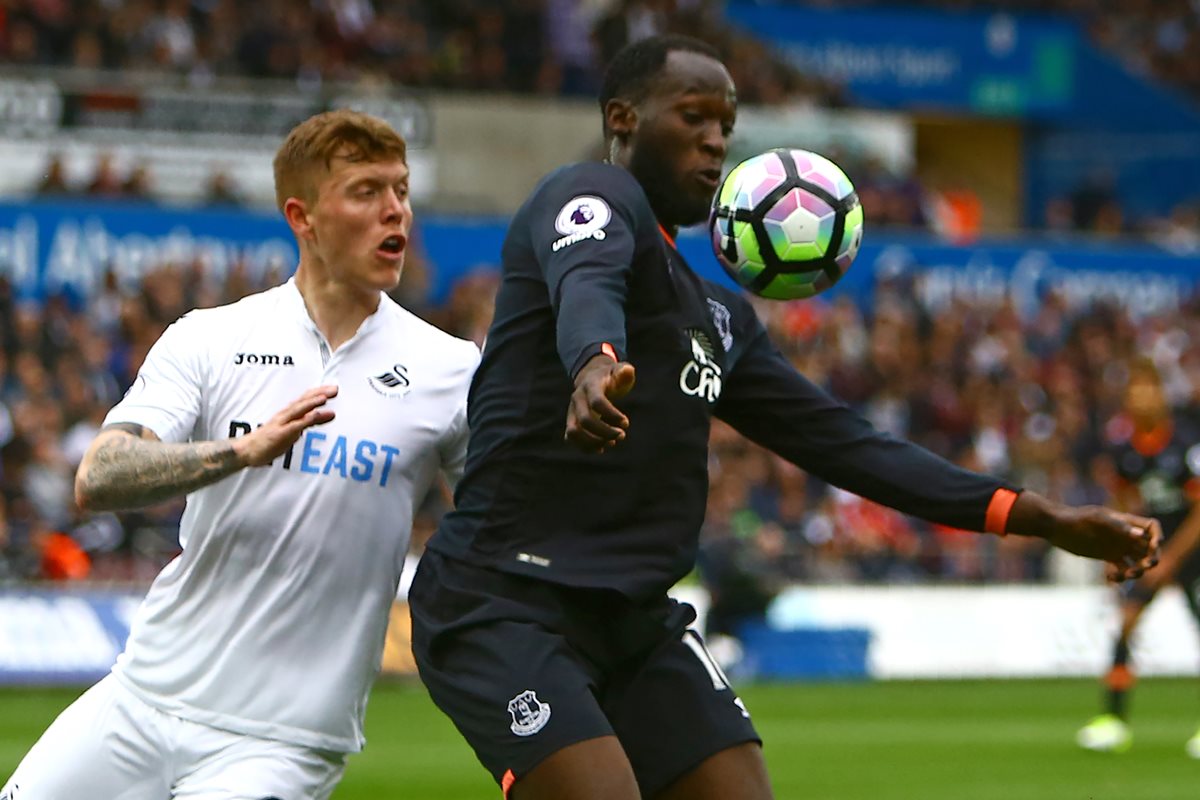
left=3, top=110, right=479, bottom=800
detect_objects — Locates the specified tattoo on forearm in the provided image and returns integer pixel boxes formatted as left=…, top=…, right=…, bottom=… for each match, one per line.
left=76, top=425, right=243, bottom=510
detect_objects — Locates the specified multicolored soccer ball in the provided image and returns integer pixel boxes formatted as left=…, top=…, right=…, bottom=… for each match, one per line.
left=709, top=148, right=864, bottom=300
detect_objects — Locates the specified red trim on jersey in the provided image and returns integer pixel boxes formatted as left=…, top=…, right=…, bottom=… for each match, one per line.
left=501, top=769, right=516, bottom=798
left=985, top=488, right=1019, bottom=537
left=657, top=223, right=677, bottom=249
left=601, top=342, right=618, bottom=362
left=1131, top=421, right=1172, bottom=457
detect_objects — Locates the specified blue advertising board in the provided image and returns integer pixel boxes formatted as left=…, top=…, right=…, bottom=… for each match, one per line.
left=1, top=202, right=1198, bottom=320
left=670, top=227, right=1200, bottom=321
left=0, top=199, right=297, bottom=304
left=723, top=3, right=1200, bottom=220
left=365, top=215, right=1200, bottom=318
left=1023, top=38, right=1200, bottom=223
left=726, top=3, right=1079, bottom=118
left=421, top=216, right=1200, bottom=321
left=0, top=590, right=140, bottom=684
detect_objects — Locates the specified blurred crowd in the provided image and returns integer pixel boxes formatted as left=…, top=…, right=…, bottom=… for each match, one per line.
left=9, top=2, right=1198, bottom=242
left=3, top=0, right=1195, bottom=108
left=698, top=277, right=1200, bottom=626
left=35, top=151, right=245, bottom=208
left=0, top=0, right=839, bottom=107
left=1043, top=172, right=1200, bottom=253
left=0, top=261, right=284, bottom=583
left=3, top=250, right=1197, bottom=596
left=3, top=0, right=1198, bottom=594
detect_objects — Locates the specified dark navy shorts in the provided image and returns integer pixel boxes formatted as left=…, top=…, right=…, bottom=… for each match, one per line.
left=409, top=550, right=761, bottom=797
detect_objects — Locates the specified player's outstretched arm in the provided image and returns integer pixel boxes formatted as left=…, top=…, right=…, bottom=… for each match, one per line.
left=75, top=385, right=338, bottom=511
left=713, top=325, right=1160, bottom=582
left=564, top=355, right=635, bottom=454
left=1006, top=490, right=1161, bottom=583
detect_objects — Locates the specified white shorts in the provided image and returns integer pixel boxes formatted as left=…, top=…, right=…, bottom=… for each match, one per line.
left=2, top=675, right=346, bottom=800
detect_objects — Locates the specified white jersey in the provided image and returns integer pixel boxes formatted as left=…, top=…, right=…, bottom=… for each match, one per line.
left=103, top=279, right=479, bottom=752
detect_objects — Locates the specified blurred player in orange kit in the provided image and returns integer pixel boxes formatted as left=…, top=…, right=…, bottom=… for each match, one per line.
left=1078, top=357, right=1200, bottom=757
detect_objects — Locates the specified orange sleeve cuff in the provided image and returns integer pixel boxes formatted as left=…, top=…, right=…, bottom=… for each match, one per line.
left=985, top=488, right=1019, bottom=536
left=601, top=342, right=617, bottom=362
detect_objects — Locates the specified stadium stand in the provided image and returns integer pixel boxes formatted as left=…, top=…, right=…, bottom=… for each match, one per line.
left=7, top=1, right=1195, bottom=109
left=0, top=1, right=1198, bottom=591
left=0, top=0, right=836, bottom=105
left=6, top=1, right=1197, bottom=237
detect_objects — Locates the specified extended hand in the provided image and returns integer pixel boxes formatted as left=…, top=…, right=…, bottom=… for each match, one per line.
left=565, top=356, right=635, bottom=454
left=235, top=385, right=338, bottom=467
left=1008, top=492, right=1160, bottom=582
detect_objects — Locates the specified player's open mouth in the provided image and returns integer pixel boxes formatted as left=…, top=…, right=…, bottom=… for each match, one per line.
left=697, top=169, right=721, bottom=191
left=376, top=235, right=407, bottom=259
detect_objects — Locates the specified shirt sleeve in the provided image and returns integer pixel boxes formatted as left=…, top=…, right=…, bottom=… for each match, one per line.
left=103, top=313, right=206, bottom=443
left=715, top=321, right=1017, bottom=532
left=438, top=342, right=481, bottom=490
left=529, top=164, right=646, bottom=377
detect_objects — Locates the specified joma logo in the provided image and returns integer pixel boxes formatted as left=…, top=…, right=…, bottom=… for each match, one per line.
left=234, top=353, right=295, bottom=366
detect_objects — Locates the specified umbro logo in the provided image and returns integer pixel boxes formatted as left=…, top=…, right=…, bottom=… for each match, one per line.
left=369, top=363, right=411, bottom=398
left=233, top=353, right=295, bottom=366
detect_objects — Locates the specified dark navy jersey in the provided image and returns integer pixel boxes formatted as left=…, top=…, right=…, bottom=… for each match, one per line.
left=1112, top=417, right=1200, bottom=538
left=429, top=161, right=1014, bottom=600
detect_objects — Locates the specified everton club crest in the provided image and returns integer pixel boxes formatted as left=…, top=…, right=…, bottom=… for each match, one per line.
left=508, top=689, right=552, bottom=737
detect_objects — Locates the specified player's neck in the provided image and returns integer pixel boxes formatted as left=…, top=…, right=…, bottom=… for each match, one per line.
left=294, top=268, right=381, bottom=352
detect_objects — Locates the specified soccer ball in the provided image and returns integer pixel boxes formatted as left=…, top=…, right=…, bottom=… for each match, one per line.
left=709, top=148, right=864, bottom=300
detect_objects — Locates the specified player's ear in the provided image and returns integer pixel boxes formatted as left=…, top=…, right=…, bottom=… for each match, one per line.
left=282, top=197, right=315, bottom=241
left=605, top=98, right=636, bottom=142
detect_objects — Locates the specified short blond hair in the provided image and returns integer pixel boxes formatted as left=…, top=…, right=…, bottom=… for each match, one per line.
left=273, top=109, right=408, bottom=212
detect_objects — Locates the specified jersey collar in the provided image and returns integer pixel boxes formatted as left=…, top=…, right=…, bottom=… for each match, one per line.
left=281, top=277, right=391, bottom=343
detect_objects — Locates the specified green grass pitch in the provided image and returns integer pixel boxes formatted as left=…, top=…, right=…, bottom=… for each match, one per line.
left=1, top=678, right=1196, bottom=798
